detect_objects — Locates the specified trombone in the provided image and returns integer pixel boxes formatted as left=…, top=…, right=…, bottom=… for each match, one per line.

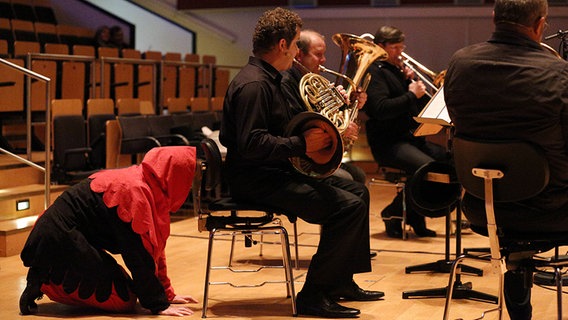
left=400, top=52, right=445, bottom=98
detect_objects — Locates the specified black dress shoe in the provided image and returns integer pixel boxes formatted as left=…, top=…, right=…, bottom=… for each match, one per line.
left=413, top=226, right=437, bottom=237
left=329, top=280, right=385, bottom=301
left=383, top=219, right=403, bottom=238
left=296, top=290, right=360, bottom=318
left=370, top=251, right=377, bottom=259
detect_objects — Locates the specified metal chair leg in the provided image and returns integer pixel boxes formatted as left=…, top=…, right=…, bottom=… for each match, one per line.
left=202, top=228, right=217, bottom=318
left=278, top=226, right=297, bottom=315
left=443, top=254, right=504, bottom=320
left=228, top=232, right=236, bottom=267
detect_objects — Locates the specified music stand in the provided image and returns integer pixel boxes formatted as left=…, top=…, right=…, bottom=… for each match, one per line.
left=402, top=87, right=496, bottom=303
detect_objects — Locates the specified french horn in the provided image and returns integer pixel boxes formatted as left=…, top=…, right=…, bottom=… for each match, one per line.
left=285, top=33, right=388, bottom=178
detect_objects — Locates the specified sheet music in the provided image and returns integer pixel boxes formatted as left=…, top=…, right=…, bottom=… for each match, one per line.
left=413, top=86, right=452, bottom=136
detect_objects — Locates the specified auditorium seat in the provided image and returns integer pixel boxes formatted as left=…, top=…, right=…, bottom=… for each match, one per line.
left=111, top=49, right=136, bottom=100
left=0, top=18, right=13, bottom=55
left=0, top=58, right=25, bottom=112
left=43, top=43, right=68, bottom=55
left=13, top=40, right=40, bottom=58
left=121, top=48, right=140, bottom=59
left=122, top=48, right=153, bottom=102
left=162, top=52, right=181, bottom=107
left=199, top=54, right=216, bottom=97
left=0, top=1, right=14, bottom=20
left=211, top=96, right=224, bottom=113
left=34, top=22, right=59, bottom=48
left=33, top=1, right=57, bottom=25
left=58, top=25, right=92, bottom=47
left=116, top=98, right=141, bottom=116
left=139, top=100, right=155, bottom=115
left=72, top=44, right=95, bottom=56
left=51, top=98, right=83, bottom=118
left=11, top=19, right=38, bottom=42
left=86, top=98, right=114, bottom=117
left=51, top=99, right=96, bottom=184
left=0, top=39, right=9, bottom=58
left=12, top=0, right=36, bottom=22
left=87, top=98, right=116, bottom=169
left=190, top=96, right=210, bottom=112
left=139, top=50, right=161, bottom=102
left=69, top=45, right=95, bottom=101
left=61, top=60, right=86, bottom=101
left=96, top=47, right=118, bottom=99
left=165, top=97, right=189, bottom=114
left=179, top=53, right=199, bottom=100
left=215, top=68, right=230, bottom=97
left=30, top=59, right=57, bottom=111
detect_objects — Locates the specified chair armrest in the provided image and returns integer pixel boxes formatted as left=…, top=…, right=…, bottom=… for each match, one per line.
left=154, top=133, right=190, bottom=146
left=120, top=136, right=161, bottom=154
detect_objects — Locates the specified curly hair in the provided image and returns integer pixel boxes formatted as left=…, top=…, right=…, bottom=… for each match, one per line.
left=252, top=7, right=303, bottom=56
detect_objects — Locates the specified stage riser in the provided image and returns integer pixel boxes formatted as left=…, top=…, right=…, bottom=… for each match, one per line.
left=0, top=154, right=67, bottom=256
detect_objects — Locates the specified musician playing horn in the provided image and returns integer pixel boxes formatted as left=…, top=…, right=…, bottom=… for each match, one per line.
left=363, top=25, right=447, bottom=238
left=281, top=29, right=368, bottom=184
left=219, top=8, right=384, bottom=318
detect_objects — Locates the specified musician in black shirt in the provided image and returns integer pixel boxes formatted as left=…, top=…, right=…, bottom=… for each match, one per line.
left=219, top=7, right=384, bottom=318
left=445, top=1, right=568, bottom=318
left=364, top=26, right=446, bottom=238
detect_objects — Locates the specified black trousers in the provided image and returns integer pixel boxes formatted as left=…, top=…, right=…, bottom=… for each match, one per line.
left=228, top=165, right=372, bottom=288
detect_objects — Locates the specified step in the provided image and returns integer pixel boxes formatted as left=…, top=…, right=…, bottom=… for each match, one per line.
left=0, top=184, right=67, bottom=257
left=0, top=215, right=37, bottom=257
left=0, top=184, right=67, bottom=221
left=0, top=152, right=47, bottom=189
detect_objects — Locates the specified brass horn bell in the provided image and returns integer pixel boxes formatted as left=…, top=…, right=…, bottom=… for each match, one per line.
left=286, top=33, right=388, bottom=178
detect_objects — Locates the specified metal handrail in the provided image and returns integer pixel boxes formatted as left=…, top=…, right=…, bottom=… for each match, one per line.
left=0, top=57, right=51, bottom=209
left=99, top=56, right=159, bottom=109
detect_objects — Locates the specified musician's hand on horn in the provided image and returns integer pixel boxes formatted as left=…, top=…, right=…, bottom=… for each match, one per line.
left=409, top=80, right=427, bottom=99
left=303, top=127, right=333, bottom=164
left=343, top=122, right=360, bottom=142
left=336, top=84, right=348, bottom=102
left=350, top=87, right=367, bottom=109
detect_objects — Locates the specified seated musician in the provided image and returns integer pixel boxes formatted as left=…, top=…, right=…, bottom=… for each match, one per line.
left=219, top=7, right=384, bottom=318
left=363, top=25, right=446, bottom=238
left=444, top=0, right=568, bottom=318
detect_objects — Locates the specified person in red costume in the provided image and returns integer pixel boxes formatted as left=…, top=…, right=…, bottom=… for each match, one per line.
left=19, top=146, right=198, bottom=316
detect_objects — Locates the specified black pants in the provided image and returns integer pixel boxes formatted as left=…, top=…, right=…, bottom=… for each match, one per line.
left=228, top=166, right=371, bottom=288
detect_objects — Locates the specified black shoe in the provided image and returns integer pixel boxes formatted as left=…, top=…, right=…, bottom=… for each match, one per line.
left=370, top=251, right=377, bottom=259
left=329, top=280, right=385, bottom=301
left=296, top=290, right=360, bottom=318
left=383, top=219, right=403, bottom=238
left=19, top=282, right=42, bottom=315
left=413, top=226, right=437, bottom=237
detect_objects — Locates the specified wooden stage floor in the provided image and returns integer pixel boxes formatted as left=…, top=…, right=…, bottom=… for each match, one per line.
left=0, top=179, right=563, bottom=319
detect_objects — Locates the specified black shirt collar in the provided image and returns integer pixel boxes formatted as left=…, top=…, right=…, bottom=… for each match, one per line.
left=489, top=25, right=542, bottom=51
left=249, top=56, right=283, bottom=83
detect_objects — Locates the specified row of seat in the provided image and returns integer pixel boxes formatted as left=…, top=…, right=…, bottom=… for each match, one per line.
left=50, top=97, right=221, bottom=183
left=0, top=45, right=230, bottom=115
left=0, top=0, right=57, bottom=25
left=0, top=18, right=93, bottom=54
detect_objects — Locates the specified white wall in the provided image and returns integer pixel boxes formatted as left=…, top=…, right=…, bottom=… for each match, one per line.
left=56, top=1, right=568, bottom=75
left=181, top=5, right=568, bottom=73
left=75, top=0, right=195, bottom=55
